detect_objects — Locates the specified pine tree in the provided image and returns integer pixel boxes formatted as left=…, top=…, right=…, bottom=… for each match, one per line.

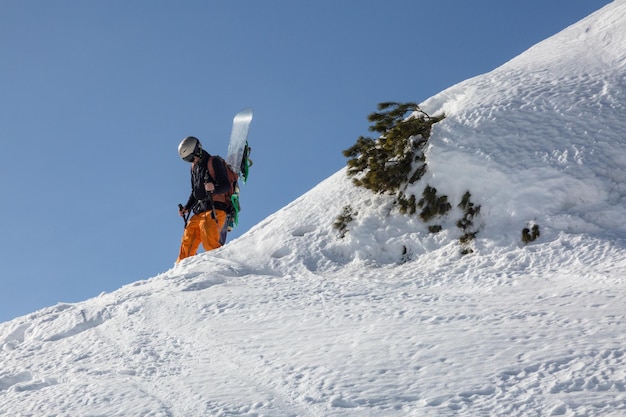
left=339, top=102, right=488, bottom=257
left=343, top=102, right=444, bottom=194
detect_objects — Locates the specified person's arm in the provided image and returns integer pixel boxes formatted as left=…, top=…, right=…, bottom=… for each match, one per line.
left=208, top=157, right=231, bottom=195
left=184, top=174, right=197, bottom=211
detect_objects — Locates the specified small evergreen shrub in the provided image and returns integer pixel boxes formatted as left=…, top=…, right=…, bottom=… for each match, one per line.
left=401, top=245, right=411, bottom=264
left=456, top=191, right=481, bottom=255
left=428, top=225, right=443, bottom=234
left=417, top=185, right=452, bottom=222
left=397, top=186, right=450, bottom=233
left=522, top=224, right=540, bottom=244
left=397, top=193, right=417, bottom=215
left=333, top=205, right=357, bottom=238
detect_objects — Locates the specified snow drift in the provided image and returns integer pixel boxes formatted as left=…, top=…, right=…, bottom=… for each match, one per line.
left=1, top=2, right=626, bottom=416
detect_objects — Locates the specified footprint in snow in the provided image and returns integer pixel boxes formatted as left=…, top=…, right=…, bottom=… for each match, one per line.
left=271, top=246, right=292, bottom=258
left=0, top=371, right=32, bottom=391
left=182, top=277, right=225, bottom=292
left=268, top=225, right=314, bottom=259
left=330, top=397, right=357, bottom=408
left=292, top=225, right=315, bottom=237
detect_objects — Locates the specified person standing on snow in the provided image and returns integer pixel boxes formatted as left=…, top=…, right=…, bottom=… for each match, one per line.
left=176, top=136, right=230, bottom=263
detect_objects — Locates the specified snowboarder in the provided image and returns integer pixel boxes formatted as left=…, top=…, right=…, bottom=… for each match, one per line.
left=176, top=136, right=231, bottom=263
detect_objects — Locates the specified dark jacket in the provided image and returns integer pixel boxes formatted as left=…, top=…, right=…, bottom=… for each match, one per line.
left=184, top=150, right=231, bottom=214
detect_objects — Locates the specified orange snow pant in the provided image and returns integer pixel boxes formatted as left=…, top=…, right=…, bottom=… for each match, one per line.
left=176, top=209, right=227, bottom=263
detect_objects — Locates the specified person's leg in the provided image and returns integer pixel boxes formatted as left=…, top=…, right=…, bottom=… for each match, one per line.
left=176, top=214, right=203, bottom=263
left=199, top=210, right=227, bottom=251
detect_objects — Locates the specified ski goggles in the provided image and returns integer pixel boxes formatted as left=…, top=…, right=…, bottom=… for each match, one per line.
left=183, top=154, right=196, bottom=163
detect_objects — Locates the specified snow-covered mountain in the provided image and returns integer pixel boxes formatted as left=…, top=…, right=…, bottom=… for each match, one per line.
left=2, top=2, right=626, bottom=416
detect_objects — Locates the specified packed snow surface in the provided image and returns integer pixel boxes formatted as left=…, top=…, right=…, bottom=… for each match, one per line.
left=2, top=2, right=626, bottom=416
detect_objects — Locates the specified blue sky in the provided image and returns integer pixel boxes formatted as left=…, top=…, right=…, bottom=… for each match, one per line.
left=0, top=0, right=612, bottom=323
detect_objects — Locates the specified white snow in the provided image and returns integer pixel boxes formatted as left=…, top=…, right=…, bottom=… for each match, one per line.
left=2, top=2, right=626, bottom=416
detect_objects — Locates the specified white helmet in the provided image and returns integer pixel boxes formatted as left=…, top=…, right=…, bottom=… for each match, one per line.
left=178, top=136, right=202, bottom=162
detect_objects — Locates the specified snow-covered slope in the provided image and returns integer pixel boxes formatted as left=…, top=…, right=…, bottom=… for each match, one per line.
left=2, top=2, right=626, bottom=416
left=419, top=2, right=626, bottom=242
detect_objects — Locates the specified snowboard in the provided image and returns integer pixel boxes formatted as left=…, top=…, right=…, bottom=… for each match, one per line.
left=220, top=108, right=253, bottom=243
left=226, top=107, right=253, bottom=182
